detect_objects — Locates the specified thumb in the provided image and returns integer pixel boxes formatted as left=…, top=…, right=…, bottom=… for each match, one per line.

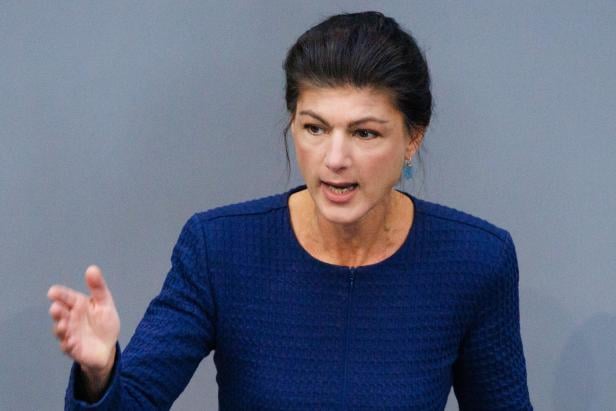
left=85, top=265, right=111, bottom=303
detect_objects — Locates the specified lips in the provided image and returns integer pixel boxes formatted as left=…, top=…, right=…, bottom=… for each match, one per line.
left=321, top=180, right=358, bottom=188
left=320, top=180, right=359, bottom=203
left=322, top=180, right=358, bottom=191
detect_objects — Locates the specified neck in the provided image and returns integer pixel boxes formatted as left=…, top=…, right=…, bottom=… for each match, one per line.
left=292, top=188, right=412, bottom=267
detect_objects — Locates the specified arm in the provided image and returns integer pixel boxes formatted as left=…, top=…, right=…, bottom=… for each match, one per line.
left=452, top=232, right=533, bottom=410
left=65, top=214, right=217, bottom=410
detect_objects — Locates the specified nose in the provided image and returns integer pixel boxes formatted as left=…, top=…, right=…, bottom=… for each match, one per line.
left=324, top=132, right=351, bottom=172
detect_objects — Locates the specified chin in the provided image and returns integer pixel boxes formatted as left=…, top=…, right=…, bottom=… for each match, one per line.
left=319, top=210, right=362, bottom=225
left=306, top=182, right=371, bottom=224
left=314, top=200, right=370, bottom=226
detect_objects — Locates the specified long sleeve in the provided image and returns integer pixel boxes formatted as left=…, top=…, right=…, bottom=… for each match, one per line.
left=452, top=232, right=532, bottom=410
left=60, top=187, right=535, bottom=409
left=65, top=213, right=216, bottom=410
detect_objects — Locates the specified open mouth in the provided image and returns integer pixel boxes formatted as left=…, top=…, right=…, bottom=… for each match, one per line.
left=322, top=181, right=359, bottom=194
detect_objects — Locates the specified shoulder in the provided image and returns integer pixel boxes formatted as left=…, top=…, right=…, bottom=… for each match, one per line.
left=410, top=196, right=520, bottom=307
left=180, top=187, right=300, bottom=242
left=176, top=187, right=303, bottom=266
left=412, top=195, right=511, bottom=244
left=193, top=191, right=289, bottom=224
left=410, top=194, right=517, bottom=274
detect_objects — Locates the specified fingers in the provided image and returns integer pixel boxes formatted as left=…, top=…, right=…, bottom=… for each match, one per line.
left=49, top=302, right=77, bottom=355
left=47, top=265, right=115, bottom=361
left=53, top=317, right=68, bottom=338
left=49, top=300, right=69, bottom=321
left=47, top=265, right=109, bottom=305
left=55, top=326, right=77, bottom=354
left=85, top=265, right=111, bottom=303
left=47, top=285, right=81, bottom=308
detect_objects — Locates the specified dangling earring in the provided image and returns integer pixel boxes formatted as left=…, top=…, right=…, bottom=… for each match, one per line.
left=403, top=158, right=414, bottom=180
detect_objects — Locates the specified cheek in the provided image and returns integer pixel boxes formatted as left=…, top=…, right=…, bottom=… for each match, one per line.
left=294, top=140, right=307, bottom=165
left=358, top=147, right=404, bottom=185
left=293, top=139, right=318, bottom=177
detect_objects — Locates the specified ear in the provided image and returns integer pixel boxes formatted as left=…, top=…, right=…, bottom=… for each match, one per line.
left=405, top=128, right=425, bottom=160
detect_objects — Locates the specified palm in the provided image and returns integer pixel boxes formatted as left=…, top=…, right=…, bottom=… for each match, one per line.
left=67, top=292, right=120, bottom=369
left=48, top=265, right=120, bottom=373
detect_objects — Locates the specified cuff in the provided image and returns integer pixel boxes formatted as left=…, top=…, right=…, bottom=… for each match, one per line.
left=65, top=342, right=122, bottom=411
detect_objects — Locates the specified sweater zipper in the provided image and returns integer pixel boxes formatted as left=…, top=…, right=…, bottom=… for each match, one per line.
left=342, top=267, right=355, bottom=410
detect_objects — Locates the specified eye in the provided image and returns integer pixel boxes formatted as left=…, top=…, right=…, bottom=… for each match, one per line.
left=304, top=124, right=325, bottom=135
left=354, top=129, right=379, bottom=139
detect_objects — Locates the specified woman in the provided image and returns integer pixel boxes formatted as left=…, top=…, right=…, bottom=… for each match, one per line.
left=48, top=11, right=533, bottom=410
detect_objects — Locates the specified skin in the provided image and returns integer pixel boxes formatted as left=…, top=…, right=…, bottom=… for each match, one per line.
left=289, top=85, right=423, bottom=267
left=47, top=265, right=120, bottom=401
left=46, top=84, right=424, bottom=400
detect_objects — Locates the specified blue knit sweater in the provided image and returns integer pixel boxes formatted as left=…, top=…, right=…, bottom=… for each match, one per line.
left=66, top=185, right=532, bottom=410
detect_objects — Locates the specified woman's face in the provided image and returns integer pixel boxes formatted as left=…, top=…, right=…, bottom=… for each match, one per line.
left=291, top=85, right=421, bottom=226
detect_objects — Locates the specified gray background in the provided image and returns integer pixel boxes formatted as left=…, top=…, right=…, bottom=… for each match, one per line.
left=1, top=1, right=615, bottom=410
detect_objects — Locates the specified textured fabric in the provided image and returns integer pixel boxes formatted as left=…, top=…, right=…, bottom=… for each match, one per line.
left=65, top=185, right=533, bottom=410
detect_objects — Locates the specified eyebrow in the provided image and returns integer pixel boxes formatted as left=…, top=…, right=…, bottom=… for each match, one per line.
left=298, top=110, right=389, bottom=128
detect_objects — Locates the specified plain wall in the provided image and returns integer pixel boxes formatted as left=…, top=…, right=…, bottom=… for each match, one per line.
left=1, top=1, right=615, bottom=409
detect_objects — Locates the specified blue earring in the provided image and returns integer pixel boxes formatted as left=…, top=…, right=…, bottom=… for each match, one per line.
left=403, top=159, right=413, bottom=180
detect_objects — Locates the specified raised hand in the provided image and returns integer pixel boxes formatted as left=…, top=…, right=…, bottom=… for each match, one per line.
left=48, top=265, right=120, bottom=397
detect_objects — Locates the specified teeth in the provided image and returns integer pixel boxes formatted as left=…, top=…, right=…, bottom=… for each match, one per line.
left=326, top=183, right=357, bottom=194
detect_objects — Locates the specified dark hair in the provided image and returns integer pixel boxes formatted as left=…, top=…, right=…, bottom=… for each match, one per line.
left=282, top=11, right=432, bottom=176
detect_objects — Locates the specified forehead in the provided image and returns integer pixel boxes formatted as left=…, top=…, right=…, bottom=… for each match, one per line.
left=296, top=85, right=402, bottom=121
